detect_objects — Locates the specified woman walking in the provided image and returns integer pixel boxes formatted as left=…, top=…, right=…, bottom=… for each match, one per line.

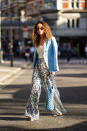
left=25, top=21, right=66, bottom=121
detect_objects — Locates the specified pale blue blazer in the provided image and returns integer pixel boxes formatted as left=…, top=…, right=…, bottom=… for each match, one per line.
left=33, top=36, right=59, bottom=72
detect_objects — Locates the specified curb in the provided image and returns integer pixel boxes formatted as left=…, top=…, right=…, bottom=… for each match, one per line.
left=0, top=68, right=22, bottom=83
left=59, top=59, right=87, bottom=64
left=0, top=61, right=29, bottom=84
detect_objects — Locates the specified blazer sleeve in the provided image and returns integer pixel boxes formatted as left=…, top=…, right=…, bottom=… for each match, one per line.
left=51, top=36, right=59, bottom=72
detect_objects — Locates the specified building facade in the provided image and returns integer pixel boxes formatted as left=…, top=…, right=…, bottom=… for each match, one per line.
left=25, top=0, right=87, bottom=57
left=57, top=0, right=87, bottom=57
left=1, top=0, right=27, bottom=57
left=1, top=0, right=26, bottom=41
left=1, top=0, right=87, bottom=57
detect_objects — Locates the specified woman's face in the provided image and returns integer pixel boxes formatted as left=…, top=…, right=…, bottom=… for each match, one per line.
left=36, top=23, right=44, bottom=36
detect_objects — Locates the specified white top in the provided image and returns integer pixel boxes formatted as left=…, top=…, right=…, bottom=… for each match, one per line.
left=36, top=45, right=44, bottom=58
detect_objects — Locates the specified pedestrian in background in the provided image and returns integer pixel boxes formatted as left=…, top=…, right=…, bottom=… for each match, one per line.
left=8, top=41, right=14, bottom=63
left=66, top=43, right=71, bottom=62
left=84, top=45, right=87, bottom=57
left=29, top=45, right=35, bottom=62
left=25, top=45, right=30, bottom=61
left=25, top=21, right=66, bottom=121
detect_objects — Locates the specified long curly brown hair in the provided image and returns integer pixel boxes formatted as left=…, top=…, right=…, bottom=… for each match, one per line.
left=32, top=21, right=52, bottom=47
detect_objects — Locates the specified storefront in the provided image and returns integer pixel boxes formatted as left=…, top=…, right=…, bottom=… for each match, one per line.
left=59, top=37, right=87, bottom=58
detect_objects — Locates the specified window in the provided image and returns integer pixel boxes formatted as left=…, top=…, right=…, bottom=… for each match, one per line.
left=14, top=0, right=17, bottom=4
left=71, top=0, right=74, bottom=8
left=51, top=0, right=56, bottom=8
left=43, top=0, right=56, bottom=9
left=67, top=19, right=80, bottom=28
left=72, top=19, right=74, bottom=28
left=67, top=19, right=70, bottom=28
left=34, top=2, right=39, bottom=13
left=71, top=0, right=79, bottom=8
left=76, top=19, right=79, bottom=28
left=4, top=0, right=8, bottom=5
left=27, top=3, right=32, bottom=15
left=76, top=0, right=79, bottom=8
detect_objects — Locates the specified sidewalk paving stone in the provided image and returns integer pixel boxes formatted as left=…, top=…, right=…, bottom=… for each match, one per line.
left=0, top=59, right=29, bottom=84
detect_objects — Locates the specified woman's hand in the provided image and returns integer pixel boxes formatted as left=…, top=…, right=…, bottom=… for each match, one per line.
left=50, top=72, right=55, bottom=75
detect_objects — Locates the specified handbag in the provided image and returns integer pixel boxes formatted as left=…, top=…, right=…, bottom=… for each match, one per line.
left=45, top=85, right=54, bottom=111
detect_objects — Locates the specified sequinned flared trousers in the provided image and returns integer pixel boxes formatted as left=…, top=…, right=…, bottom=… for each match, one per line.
left=25, top=58, right=66, bottom=119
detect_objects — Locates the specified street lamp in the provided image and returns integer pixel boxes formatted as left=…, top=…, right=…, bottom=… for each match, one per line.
left=20, top=9, right=26, bottom=51
left=20, top=9, right=26, bottom=23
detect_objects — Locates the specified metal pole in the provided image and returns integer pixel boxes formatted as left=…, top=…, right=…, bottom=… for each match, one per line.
left=10, top=0, right=14, bottom=67
left=0, top=3, right=2, bottom=64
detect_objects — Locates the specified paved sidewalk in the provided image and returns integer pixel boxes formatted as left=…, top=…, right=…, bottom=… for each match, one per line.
left=0, top=58, right=87, bottom=84
left=0, top=59, right=29, bottom=84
